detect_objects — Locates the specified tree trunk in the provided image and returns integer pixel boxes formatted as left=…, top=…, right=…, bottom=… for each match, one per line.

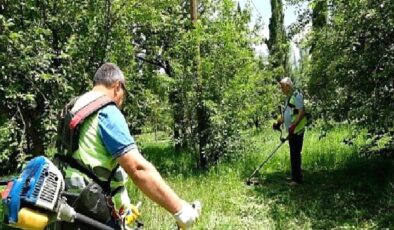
left=190, top=0, right=209, bottom=168
left=169, top=89, right=183, bottom=153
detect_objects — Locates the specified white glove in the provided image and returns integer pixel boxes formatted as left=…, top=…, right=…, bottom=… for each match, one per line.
left=174, top=201, right=201, bottom=229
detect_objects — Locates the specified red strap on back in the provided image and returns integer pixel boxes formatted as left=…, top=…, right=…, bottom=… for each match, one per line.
left=69, top=96, right=114, bottom=129
left=1, top=181, right=13, bottom=199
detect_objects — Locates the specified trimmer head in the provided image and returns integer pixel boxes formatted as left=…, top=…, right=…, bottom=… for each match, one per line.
left=245, top=177, right=263, bottom=186
left=245, top=133, right=288, bottom=187
left=245, top=178, right=255, bottom=186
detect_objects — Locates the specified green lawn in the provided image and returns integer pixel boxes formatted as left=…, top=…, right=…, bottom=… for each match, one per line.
left=1, top=126, right=393, bottom=229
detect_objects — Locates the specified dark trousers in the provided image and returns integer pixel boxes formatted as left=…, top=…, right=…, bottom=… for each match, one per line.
left=289, top=132, right=304, bottom=182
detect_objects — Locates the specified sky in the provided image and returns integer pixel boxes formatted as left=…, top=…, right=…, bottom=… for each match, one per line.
left=237, top=0, right=307, bottom=58
left=238, top=0, right=300, bottom=28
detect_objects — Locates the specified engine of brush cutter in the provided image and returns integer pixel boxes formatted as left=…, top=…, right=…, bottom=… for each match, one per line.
left=2, top=156, right=145, bottom=230
left=2, top=156, right=65, bottom=230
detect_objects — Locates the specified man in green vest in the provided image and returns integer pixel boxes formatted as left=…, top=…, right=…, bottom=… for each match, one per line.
left=274, top=77, right=307, bottom=185
left=60, top=63, right=200, bottom=229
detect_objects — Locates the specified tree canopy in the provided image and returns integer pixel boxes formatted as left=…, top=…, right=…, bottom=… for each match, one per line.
left=0, top=0, right=393, bottom=173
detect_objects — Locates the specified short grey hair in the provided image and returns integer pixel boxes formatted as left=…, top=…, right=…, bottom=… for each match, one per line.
left=93, top=63, right=125, bottom=87
left=280, top=77, right=293, bottom=87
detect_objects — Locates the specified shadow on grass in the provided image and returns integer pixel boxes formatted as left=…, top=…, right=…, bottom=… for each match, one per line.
left=140, top=143, right=209, bottom=178
left=249, top=157, right=394, bottom=229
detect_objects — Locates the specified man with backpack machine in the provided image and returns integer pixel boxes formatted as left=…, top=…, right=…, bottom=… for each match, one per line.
left=54, top=62, right=201, bottom=229
left=273, top=77, right=308, bottom=185
left=1, top=63, right=200, bottom=230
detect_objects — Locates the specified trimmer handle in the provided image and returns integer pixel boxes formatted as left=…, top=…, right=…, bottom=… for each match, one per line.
left=280, top=136, right=289, bottom=143
left=272, top=122, right=281, bottom=131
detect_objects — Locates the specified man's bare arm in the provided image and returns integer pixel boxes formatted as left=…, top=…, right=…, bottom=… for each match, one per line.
left=117, top=149, right=182, bottom=214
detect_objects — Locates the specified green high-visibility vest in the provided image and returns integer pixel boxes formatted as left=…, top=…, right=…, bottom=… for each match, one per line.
left=64, top=91, right=131, bottom=211
left=287, top=91, right=307, bottom=134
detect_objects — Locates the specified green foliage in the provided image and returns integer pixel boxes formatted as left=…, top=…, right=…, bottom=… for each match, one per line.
left=307, top=0, right=394, bottom=149
left=130, top=0, right=274, bottom=165
left=287, top=0, right=394, bottom=154
left=196, top=0, right=271, bottom=163
left=0, top=0, right=140, bottom=172
left=0, top=0, right=276, bottom=171
left=268, top=0, right=291, bottom=79
left=0, top=1, right=69, bottom=172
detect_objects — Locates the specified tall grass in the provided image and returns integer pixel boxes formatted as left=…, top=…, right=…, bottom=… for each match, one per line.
left=134, top=125, right=393, bottom=229
left=1, top=125, right=393, bottom=229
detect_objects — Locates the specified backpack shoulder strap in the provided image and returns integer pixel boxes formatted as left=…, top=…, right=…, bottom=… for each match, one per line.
left=287, top=95, right=295, bottom=108
left=56, top=94, right=117, bottom=195
left=55, top=154, right=109, bottom=193
left=55, top=154, right=119, bottom=195
left=287, top=90, right=302, bottom=108
left=70, top=95, right=115, bottom=129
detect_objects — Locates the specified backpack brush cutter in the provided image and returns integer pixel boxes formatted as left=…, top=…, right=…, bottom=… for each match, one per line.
left=245, top=126, right=288, bottom=186
left=0, top=156, right=128, bottom=230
